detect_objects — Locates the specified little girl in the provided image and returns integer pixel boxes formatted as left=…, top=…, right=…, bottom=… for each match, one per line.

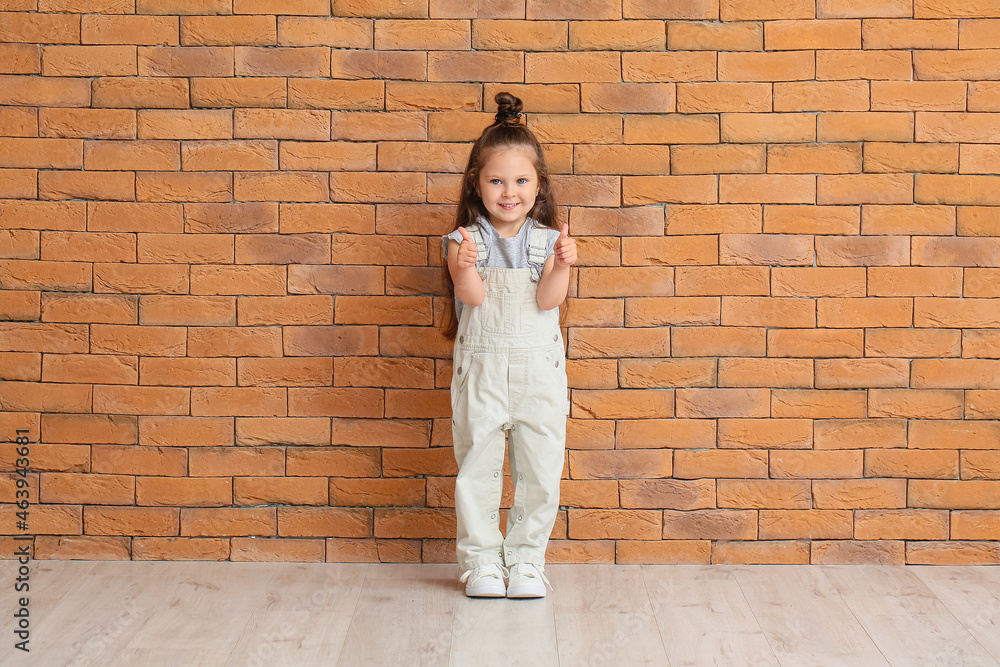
left=442, top=92, right=577, bottom=598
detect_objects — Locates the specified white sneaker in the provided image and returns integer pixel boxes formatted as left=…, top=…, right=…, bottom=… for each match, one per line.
left=459, top=563, right=507, bottom=597
left=506, top=563, right=552, bottom=598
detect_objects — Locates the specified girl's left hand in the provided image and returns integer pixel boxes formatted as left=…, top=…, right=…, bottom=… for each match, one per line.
left=554, top=224, right=577, bottom=268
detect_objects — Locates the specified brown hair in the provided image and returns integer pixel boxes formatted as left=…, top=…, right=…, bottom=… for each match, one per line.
left=441, top=92, right=559, bottom=340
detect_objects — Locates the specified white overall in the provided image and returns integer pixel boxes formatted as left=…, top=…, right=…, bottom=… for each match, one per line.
left=451, top=225, right=568, bottom=571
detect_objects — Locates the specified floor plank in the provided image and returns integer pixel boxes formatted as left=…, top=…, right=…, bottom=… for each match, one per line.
left=2, top=561, right=1000, bottom=666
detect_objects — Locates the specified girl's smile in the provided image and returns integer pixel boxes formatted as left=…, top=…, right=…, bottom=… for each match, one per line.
left=476, top=147, right=539, bottom=237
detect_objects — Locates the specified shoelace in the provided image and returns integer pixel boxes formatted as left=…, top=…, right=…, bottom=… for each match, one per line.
left=460, top=563, right=509, bottom=585
left=510, top=563, right=553, bottom=591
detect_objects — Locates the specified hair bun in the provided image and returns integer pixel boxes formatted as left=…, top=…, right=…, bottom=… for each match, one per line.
left=494, top=91, right=524, bottom=125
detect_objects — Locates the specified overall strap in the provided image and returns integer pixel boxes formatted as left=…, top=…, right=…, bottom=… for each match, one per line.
left=468, top=224, right=489, bottom=276
left=527, top=226, right=548, bottom=282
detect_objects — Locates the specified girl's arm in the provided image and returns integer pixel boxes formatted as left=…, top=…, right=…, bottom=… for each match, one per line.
left=447, top=227, right=485, bottom=307
left=536, top=225, right=577, bottom=311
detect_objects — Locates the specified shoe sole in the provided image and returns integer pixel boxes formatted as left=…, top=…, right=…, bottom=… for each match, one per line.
left=506, top=586, right=546, bottom=598
left=466, top=585, right=506, bottom=597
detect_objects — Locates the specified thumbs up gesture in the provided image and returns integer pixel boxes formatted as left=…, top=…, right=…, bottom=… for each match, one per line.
left=553, top=224, right=577, bottom=268
left=455, top=226, right=478, bottom=270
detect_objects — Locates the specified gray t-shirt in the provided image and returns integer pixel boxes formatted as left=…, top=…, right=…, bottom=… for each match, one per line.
left=442, top=216, right=560, bottom=320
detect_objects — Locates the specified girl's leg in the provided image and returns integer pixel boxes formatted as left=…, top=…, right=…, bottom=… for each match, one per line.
left=452, top=351, right=509, bottom=570
left=503, top=347, right=567, bottom=568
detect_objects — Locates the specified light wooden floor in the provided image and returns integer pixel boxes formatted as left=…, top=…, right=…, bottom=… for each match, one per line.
left=2, top=560, right=999, bottom=666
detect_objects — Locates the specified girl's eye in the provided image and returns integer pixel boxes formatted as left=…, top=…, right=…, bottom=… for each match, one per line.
left=490, top=179, right=501, bottom=185
left=517, top=178, right=530, bottom=184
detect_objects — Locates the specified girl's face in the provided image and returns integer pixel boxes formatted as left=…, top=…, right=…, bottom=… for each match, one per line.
left=476, top=147, right=540, bottom=233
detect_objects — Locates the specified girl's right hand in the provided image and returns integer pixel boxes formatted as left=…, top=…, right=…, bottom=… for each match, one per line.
left=456, top=227, right=478, bottom=270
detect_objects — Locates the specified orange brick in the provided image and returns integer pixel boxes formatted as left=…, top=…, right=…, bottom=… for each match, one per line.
left=770, top=450, right=863, bottom=479
left=572, top=389, right=674, bottom=419
left=869, top=389, right=964, bottom=419
left=720, top=174, right=815, bottom=204
left=967, top=390, right=1000, bottom=419
left=189, top=386, right=286, bottom=417
left=673, top=326, right=766, bottom=357
left=723, top=0, right=814, bottom=19
left=964, top=330, right=1000, bottom=359
left=530, top=112, right=621, bottom=144
left=676, top=387, right=769, bottom=418
left=618, top=357, right=716, bottom=387
left=626, top=114, right=719, bottom=144
left=768, top=143, right=862, bottom=175
left=962, top=144, right=1000, bottom=176
left=914, top=297, right=1000, bottom=327
left=817, top=297, right=913, bottom=328
left=527, top=0, right=621, bottom=19
left=912, top=358, right=1000, bottom=389
left=577, top=267, right=674, bottom=297
left=914, top=49, right=1000, bottom=81
left=40, top=473, right=133, bottom=505
left=82, top=14, right=178, bottom=45
left=668, top=204, right=760, bottom=235
left=951, top=511, right=1000, bottom=540
left=855, top=509, right=948, bottom=540
left=677, top=82, right=772, bottom=112
left=772, top=389, right=867, bottom=418
left=818, top=0, right=911, bottom=17
left=567, top=509, right=660, bottom=540
left=818, top=112, right=914, bottom=143
left=962, top=451, right=1000, bottom=480
left=672, top=143, right=764, bottom=174
left=623, top=297, right=720, bottom=326
left=0, top=353, right=40, bottom=381
left=722, top=295, right=816, bottom=327
left=620, top=479, right=714, bottom=510
left=767, top=18, right=861, bottom=48
left=669, top=21, right=758, bottom=51
left=864, top=18, right=957, bottom=49
left=139, top=357, right=234, bottom=387
left=759, top=509, right=853, bottom=539
left=713, top=540, right=811, bottom=564
left=382, top=450, right=456, bottom=480
left=872, top=328, right=958, bottom=360
left=815, top=358, right=909, bottom=389
left=910, top=420, right=1000, bottom=450
left=814, top=419, right=906, bottom=449
left=718, top=479, right=811, bottom=509
left=569, top=450, right=672, bottom=480
left=571, top=19, right=663, bottom=50
left=961, top=18, right=1000, bottom=47
left=722, top=113, right=816, bottom=143
left=719, top=50, right=814, bottom=81
left=906, top=541, right=1000, bottom=566
left=473, top=19, right=568, bottom=51
left=862, top=206, right=956, bottom=239
left=626, top=0, right=717, bottom=19
left=865, top=449, right=958, bottom=478
left=718, top=358, right=812, bottom=388
left=616, top=418, right=716, bottom=448
left=818, top=49, right=911, bottom=81
left=181, top=507, right=275, bottom=537
left=911, top=480, right=1000, bottom=509
left=0, top=74, right=91, bottom=108
left=718, top=418, right=814, bottom=448
left=872, top=80, right=967, bottom=111
left=772, top=267, right=865, bottom=297
left=816, top=235, right=910, bottom=266
left=663, top=509, right=756, bottom=540
left=234, top=233, right=329, bottom=265
left=720, top=234, right=813, bottom=266
left=674, top=449, right=768, bottom=478
left=190, top=77, right=286, bottom=108
left=676, top=266, right=768, bottom=296
left=814, top=478, right=906, bottom=509
left=180, top=15, right=276, bottom=46
left=623, top=175, right=717, bottom=206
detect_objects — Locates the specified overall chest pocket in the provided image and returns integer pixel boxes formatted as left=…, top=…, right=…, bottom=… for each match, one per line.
left=479, top=293, right=538, bottom=335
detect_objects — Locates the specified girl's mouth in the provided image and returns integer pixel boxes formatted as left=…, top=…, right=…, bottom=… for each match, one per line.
left=500, top=203, right=518, bottom=210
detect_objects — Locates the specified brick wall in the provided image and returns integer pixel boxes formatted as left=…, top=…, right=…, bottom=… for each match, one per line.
left=2, top=0, right=1000, bottom=565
